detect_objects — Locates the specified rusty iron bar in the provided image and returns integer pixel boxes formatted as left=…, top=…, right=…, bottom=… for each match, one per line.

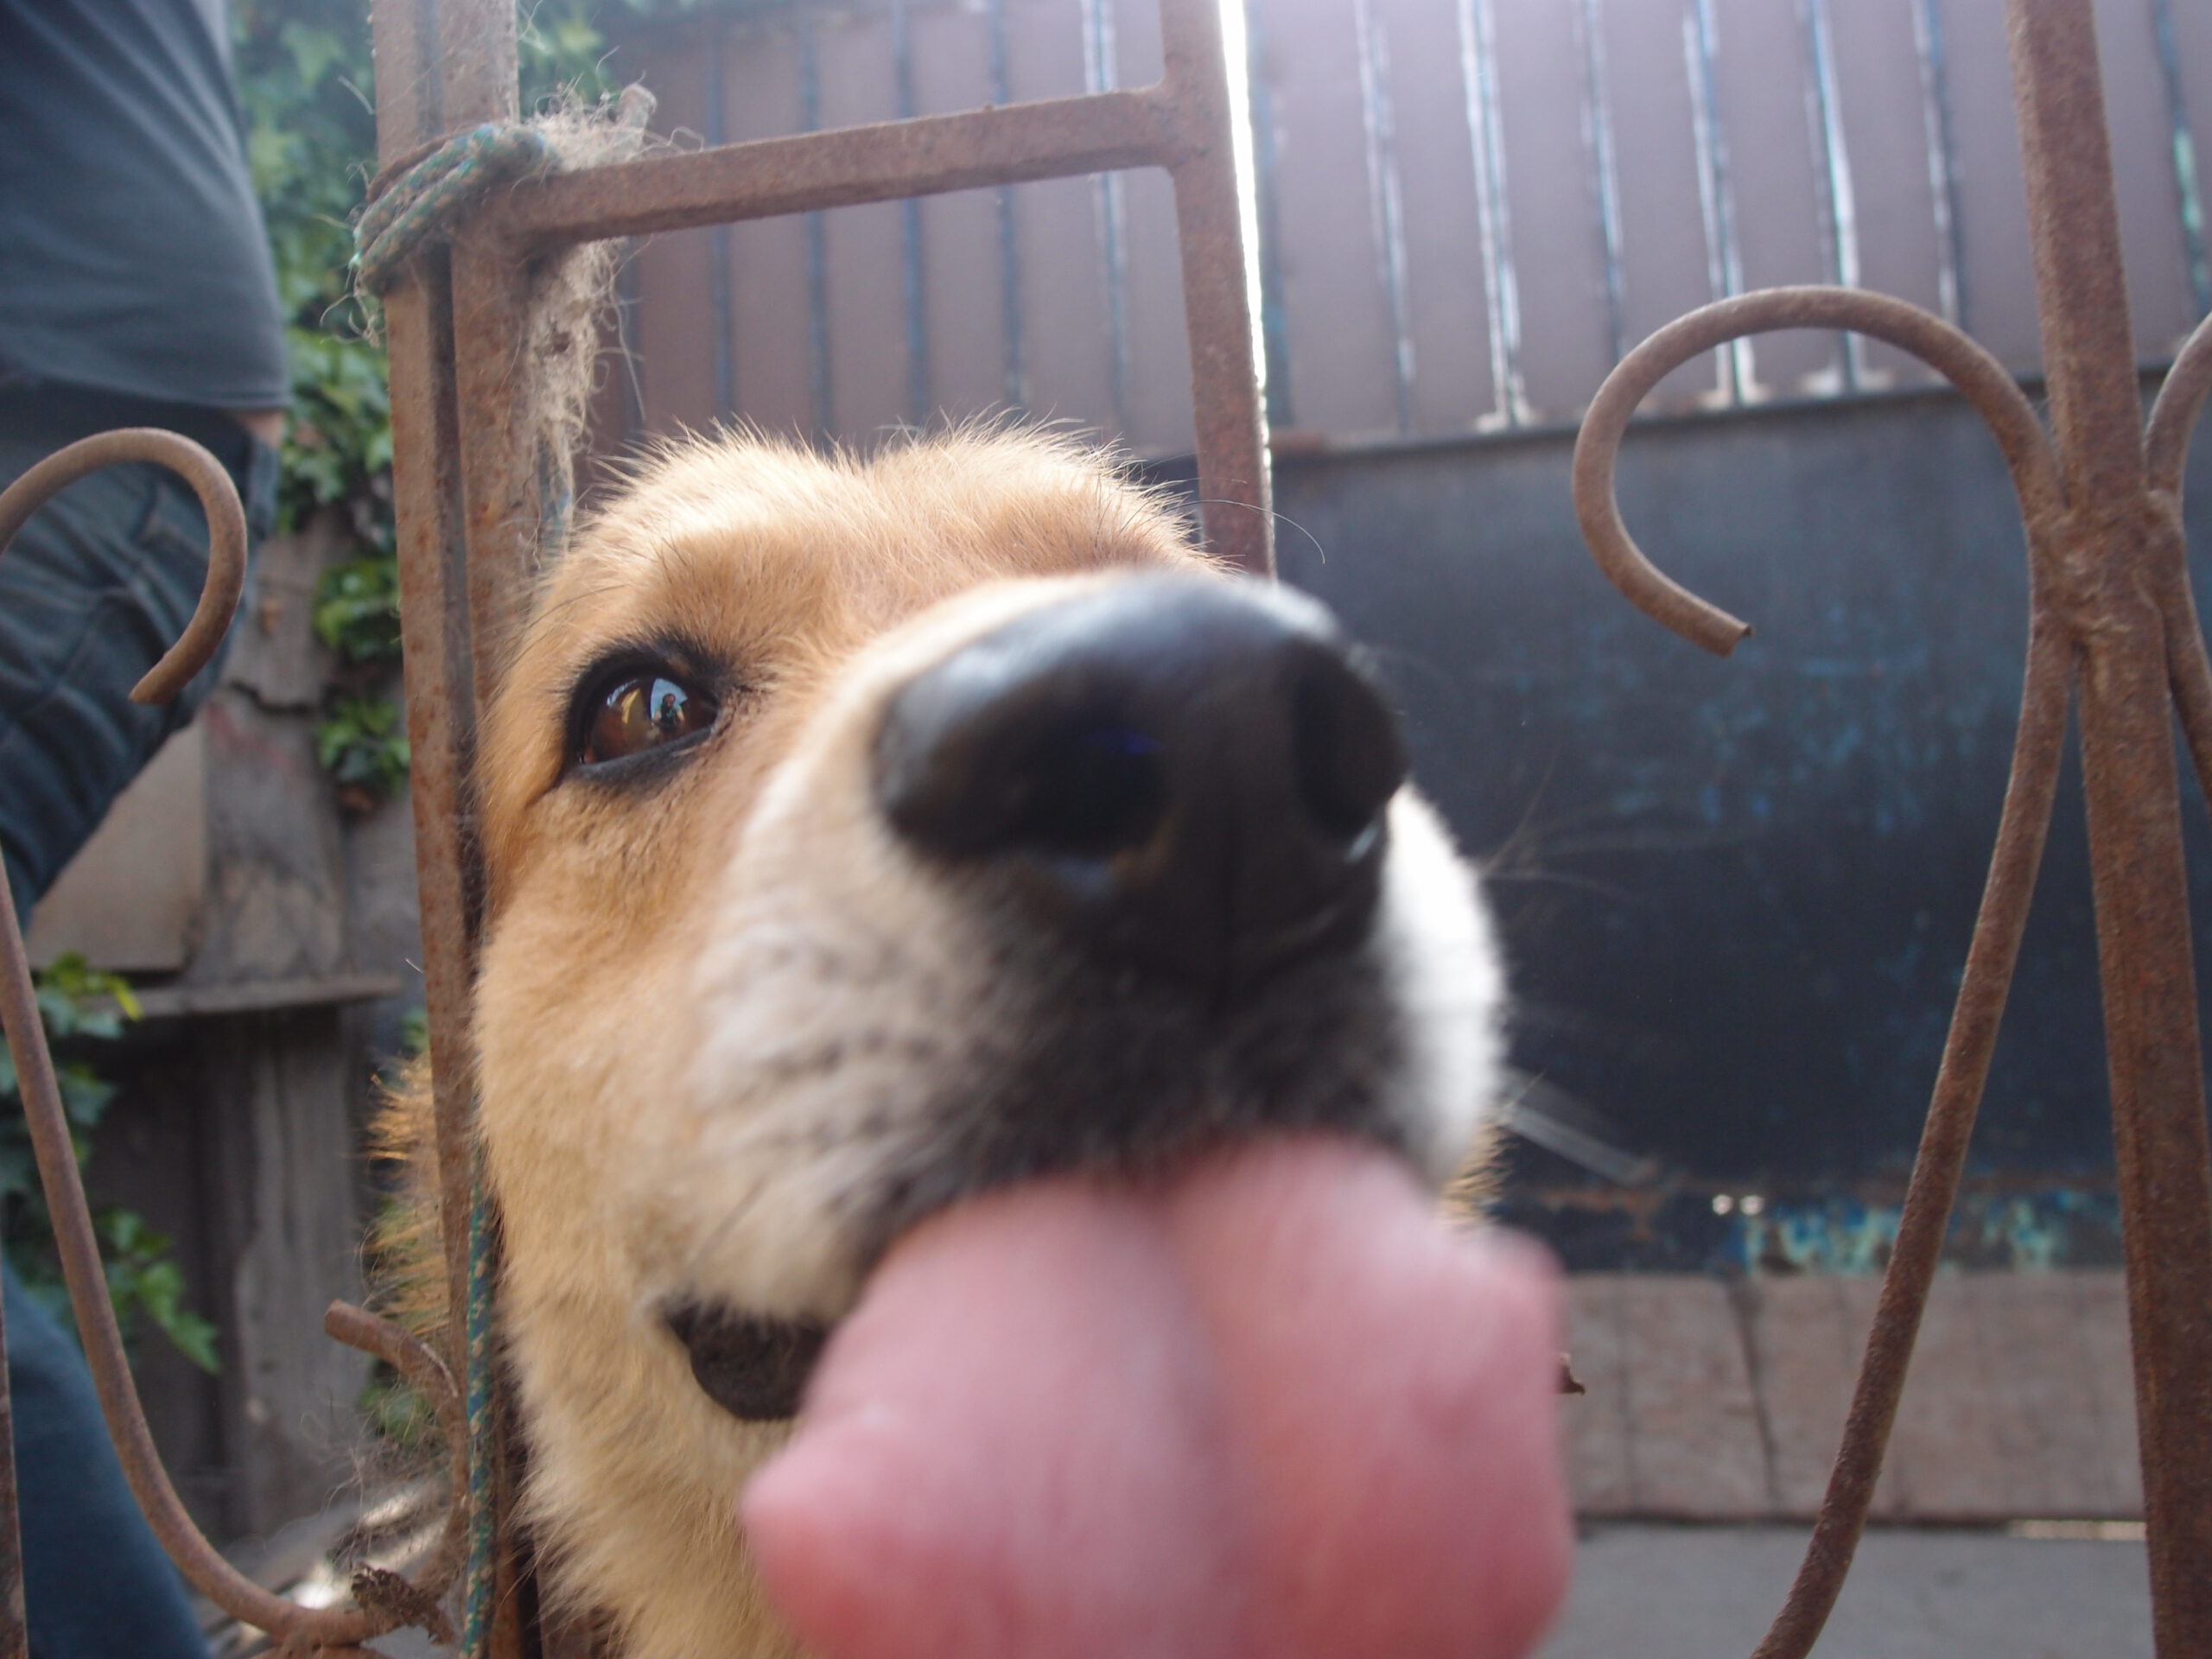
left=369, top=0, right=486, bottom=1390
left=2007, top=4, right=2212, bottom=1649
left=452, top=7, right=1271, bottom=583
left=1573, top=1, right=2212, bottom=1651
left=365, top=2, right=563, bottom=1648
left=1576, top=289, right=2068, bottom=1656
left=2148, top=310, right=2212, bottom=823
left=322, top=1302, right=474, bottom=1608
left=1573, top=287, right=2062, bottom=657
left=2145, top=310, right=2212, bottom=501
left=0, top=430, right=467, bottom=1654
left=0, top=435, right=246, bottom=709
left=490, top=91, right=1173, bottom=244
left=416, top=10, right=537, bottom=1652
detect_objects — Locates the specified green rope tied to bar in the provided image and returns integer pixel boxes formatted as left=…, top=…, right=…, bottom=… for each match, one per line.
left=354, top=123, right=555, bottom=294
left=461, top=1160, right=499, bottom=1656
left=366, top=95, right=658, bottom=1649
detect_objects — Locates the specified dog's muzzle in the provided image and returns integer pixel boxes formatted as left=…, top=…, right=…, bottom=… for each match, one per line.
left=677, top=578, right=1421, bottom=1424
left=873, top=575, right=1404, bottom=1007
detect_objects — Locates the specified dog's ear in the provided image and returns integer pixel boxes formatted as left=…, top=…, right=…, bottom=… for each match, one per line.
left=365, top=1052, right=451, bottom=1351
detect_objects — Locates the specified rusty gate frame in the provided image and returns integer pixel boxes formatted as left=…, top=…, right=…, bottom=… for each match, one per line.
left=1570, top=5, right=2212, bottom=1649
left=0, top=0, right=2205, bottom=1655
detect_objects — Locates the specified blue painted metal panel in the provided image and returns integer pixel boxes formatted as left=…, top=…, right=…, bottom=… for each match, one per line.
left=1252, top=389, right=2212, bottom=1268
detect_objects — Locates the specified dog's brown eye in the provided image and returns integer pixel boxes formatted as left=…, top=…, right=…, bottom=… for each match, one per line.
left=582, top=674, right=714, bottom=766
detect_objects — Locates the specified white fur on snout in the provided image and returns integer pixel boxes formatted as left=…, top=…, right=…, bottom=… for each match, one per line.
left=660, top=578, right=1507, bottom=1327
left=665, top=581, right=1108, bottom=1320
left=1372, top=791, right=1506, bottom=1180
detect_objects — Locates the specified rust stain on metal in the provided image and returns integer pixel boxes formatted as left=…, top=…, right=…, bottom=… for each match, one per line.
left=322, top=1300, right=471, bottom=1604
left=1571, top=1, right=2212, bottom=1652
left=490, top=91, right=1179, bottom=246
left=371, top=0, right=484, bottom=1402
left=1160, top=0, right=1273, bottom=578
left=2009, top=6, right=2212, bottom=1653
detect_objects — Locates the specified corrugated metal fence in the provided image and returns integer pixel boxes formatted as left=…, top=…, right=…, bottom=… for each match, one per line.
left=601, top=0, right=2211, bottom=455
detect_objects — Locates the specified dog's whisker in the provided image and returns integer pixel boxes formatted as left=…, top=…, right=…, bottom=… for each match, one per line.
left=670, top=1108, right=914, bottom=1299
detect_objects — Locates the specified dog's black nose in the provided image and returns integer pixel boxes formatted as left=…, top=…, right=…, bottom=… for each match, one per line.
left=874, top=575, right=1404, bottom=1001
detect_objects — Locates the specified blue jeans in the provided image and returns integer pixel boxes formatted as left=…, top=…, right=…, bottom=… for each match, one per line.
left=3, top=1266, right=207, bottom=1659
left=0, top=392, right=273, bottom=1659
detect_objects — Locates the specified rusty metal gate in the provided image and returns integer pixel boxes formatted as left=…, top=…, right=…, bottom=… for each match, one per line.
left=0, top=0, right=2205, bottom=1654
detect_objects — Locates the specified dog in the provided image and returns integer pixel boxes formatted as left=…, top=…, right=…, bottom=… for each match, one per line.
left=380, top=427, right=1568, bottom=1657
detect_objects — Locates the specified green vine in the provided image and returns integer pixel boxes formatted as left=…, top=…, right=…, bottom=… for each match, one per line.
left=315, top=695, right=413, bottom=815
left=1, top=957, right=221, bottom=1373
left=235, top=0, right=635, bottom=808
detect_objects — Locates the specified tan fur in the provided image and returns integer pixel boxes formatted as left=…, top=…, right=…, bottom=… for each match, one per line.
left=378, top=428, right=1503, bottom=1657
left=365, top=1056, right=446, bottom=1348
left=384, top=430, right=1205, bottom=1656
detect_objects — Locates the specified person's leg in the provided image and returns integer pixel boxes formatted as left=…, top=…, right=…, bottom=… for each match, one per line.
left=6, top=1266, right=208, bottom=1659
left=0, top=420, right=270, bottom=1657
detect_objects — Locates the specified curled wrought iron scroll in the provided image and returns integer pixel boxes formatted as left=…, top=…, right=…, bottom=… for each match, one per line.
left=0, top=430, right=467, bottom=1656
left=2148, top=314, right=2212, bottom=820
left=1574, top=288, right=2212, bottom=1659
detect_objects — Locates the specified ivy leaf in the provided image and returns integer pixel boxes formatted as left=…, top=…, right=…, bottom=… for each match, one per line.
left=313, top=553, right=404, bottom=664
left=97, top=1209, right=222, bottom=1375
left=3, top=963, right=216, bottom=1374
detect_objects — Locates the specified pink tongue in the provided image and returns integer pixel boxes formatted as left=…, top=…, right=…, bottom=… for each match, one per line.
left=742, top=1137, right=1572, bottom=1659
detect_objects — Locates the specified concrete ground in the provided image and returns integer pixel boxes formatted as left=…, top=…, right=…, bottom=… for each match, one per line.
left=1561, top=1273, right=2142, bottom=1524
left=245, top=1524, right=2158, bottom=1657
left=1539, top=1523, right=2153, bottom=1659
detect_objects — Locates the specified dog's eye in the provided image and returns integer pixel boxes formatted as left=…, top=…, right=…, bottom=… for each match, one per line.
left=580, top=673, right=715, bottom=767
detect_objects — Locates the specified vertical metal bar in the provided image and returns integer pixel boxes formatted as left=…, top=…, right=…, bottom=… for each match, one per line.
left=1684, top=0, right=1754, bottom=404
left=1573, top=0, right=1629, bottom=370
left=893, top=0, right=933, bottom=426
left=449, top=257, right=537, bottom=715
left=1912, top=0, right=1967, bottom=330
left=1798, top=0, right=1864, bottom=392
left=800, top=16, right=836, bottom=444
left=1459, top=0, right=1529, bottom=428
left=368, top=0, right=479, bottom=1397
left=1160, top=0, right=1274, bottom=575
left=430, top=0, right=527, bottom=1651
left=2006, top=3, right=2212, bottom=1652
left=1244, top=3, right=1296, bottom=429
left=987, top=0, right=1028, bottom=411
left=441, top=0, right=532, bottom=707
left=1354, top=0, right=1416, bottom=436
left=1083, top=0, right=1132, bottom=435
left=706, top=16, right=737, bottom=423
left=2150, top=0, right=2212, bottom=321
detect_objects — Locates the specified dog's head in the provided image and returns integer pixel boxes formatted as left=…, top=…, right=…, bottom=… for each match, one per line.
left=467, top=429, right=1548, bottom=1656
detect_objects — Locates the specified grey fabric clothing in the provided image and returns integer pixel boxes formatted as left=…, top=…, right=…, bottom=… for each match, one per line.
left=0, top=6, right=287, bottom=1652
left=0, top=0, right=289, bottom=410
